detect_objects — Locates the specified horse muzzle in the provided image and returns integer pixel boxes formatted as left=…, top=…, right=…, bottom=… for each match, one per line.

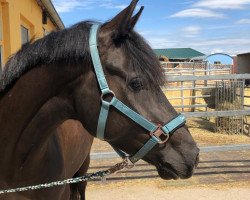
left=157, top=147, right=200, bottom=180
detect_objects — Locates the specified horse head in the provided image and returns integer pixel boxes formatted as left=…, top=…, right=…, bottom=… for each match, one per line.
left=74, top=0, right=199, bottom=180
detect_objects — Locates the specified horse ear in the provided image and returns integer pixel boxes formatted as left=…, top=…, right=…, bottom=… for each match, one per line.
left=129, top=6, right=144, bottom=31
left=103, top=0, right=139, bottom=38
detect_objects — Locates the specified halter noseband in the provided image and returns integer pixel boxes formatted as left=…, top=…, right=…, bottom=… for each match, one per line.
left=89, top=24, right=186, bottom=164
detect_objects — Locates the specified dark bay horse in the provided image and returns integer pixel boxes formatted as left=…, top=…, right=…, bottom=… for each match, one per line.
left=0, top=0, right=199, bottom=199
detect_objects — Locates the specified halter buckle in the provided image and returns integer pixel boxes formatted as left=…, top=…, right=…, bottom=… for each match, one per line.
left=150, top=125, right=169, bottom=144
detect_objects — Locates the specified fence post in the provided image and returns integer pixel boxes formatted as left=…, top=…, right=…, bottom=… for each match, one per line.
left=191, top=62, right=196, bottom=112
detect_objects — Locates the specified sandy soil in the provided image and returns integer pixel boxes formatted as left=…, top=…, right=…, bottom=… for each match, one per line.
left=87, top=187, right=250, bottom=200
left=86, top=181, right=250, bottom=200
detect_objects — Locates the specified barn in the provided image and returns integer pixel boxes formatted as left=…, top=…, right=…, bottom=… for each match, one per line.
left=154, top=48, right=205, bottom=62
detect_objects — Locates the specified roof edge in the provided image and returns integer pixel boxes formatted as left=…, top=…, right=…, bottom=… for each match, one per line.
left=37, top=0, right=65, bottom=30
left=154, top=48, right=205, bottom=56
left=237, top=52, right=250, bottom=56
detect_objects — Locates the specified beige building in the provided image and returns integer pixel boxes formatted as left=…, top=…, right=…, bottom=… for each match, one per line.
left=0, top=0, right=64, bottom=71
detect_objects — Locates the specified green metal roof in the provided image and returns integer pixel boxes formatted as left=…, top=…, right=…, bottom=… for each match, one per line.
left=154, top=48, right=205, bottom=60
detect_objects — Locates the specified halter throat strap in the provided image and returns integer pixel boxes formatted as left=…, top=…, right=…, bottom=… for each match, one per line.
left=89, top=24, right=186, bottom=164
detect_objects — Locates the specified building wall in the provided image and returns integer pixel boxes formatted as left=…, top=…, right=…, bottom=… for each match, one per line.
left=0, top=0, right=58, bottom=68
left=237, top=53, right=250, bottom=74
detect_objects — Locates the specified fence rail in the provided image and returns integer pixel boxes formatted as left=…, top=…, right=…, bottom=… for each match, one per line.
left=166, top=74, right=250, bottom=82
left=182, top=109, right=250, bottom=118
left=162, top=72, right=250, bottom=115
left=161, top=62, right=232, bottom=76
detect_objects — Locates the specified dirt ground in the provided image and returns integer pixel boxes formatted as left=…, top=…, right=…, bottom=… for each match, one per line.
left=88, top=119, right=250, bottom=200
left=86, top=181, right=250, bottom=200
left=87, top=149, right=250, bottom=199
left=187, top=118, right=250, bottom=146
left=87, top=188, right=250, bottom=200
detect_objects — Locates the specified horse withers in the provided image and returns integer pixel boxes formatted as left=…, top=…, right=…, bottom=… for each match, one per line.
left=0, top=0, right=199, bottom=199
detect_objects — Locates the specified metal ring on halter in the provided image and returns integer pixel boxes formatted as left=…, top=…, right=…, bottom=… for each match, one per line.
left=101, top=90, right=115, bottom=103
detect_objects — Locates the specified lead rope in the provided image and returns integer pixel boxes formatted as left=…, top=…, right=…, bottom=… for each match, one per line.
left=0, top=158, right=132, bottom=195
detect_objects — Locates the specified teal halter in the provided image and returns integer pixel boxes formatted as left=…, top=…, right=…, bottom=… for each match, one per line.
left=89, top=24, right=186, bottom=164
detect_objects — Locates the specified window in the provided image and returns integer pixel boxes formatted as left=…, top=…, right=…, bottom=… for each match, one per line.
left=0, top=45, right=2, bottom=74
left=21, top=25, right=29, bottom=45
left=0, top=13, right=2, bottom=41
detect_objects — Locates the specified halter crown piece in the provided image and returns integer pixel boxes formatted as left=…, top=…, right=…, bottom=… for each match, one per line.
left=89, top=24, right=186, bottom=164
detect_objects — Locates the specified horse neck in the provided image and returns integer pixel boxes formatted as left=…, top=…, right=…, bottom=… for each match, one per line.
left=0, top=62, right=85, bottom=163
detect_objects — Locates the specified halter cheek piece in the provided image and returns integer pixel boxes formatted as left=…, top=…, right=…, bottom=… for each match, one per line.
left=89, top=24, right=186, bottom=164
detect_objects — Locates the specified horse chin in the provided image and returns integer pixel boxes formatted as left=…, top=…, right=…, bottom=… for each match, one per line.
left=156, top=162, right=194, bottom=180
left=156, top=162, right=180, bottom=180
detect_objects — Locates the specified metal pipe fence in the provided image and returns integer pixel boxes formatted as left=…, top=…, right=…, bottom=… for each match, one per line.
left=161, top=61, right=250, bottom=134
left=161, top=62, right=232, bottom=76
left=162, top=74, right=250, bottom=113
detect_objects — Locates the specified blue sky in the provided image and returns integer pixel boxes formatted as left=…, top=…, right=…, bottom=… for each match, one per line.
left=51, top=0, right=250, bottom=55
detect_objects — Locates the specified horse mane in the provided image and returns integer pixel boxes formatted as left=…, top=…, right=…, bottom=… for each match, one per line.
left=0, top=21, right=164, bottom=93
left=0, top=21, right=93, bottom=93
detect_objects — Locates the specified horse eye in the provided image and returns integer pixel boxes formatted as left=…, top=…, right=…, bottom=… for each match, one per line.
left=129, top=78, right=144, bottom=92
